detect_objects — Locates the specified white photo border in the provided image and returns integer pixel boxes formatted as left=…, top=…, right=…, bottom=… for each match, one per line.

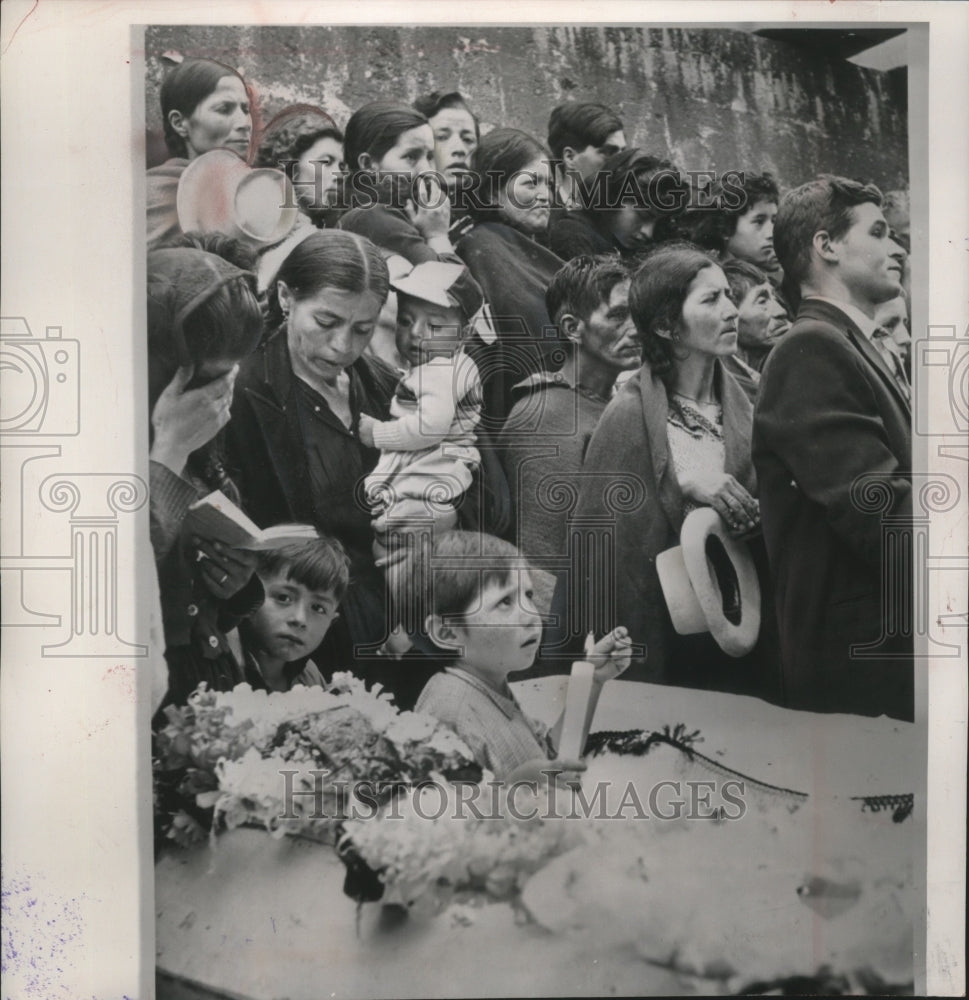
left=1, top=2, right=965, bottom=997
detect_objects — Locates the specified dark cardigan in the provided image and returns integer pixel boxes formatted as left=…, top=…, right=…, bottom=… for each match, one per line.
left=547, top=209, right=620, bottom=261
left=338, top=203, right=446, bottom=265
left=337, top=174, right=469, bottom=267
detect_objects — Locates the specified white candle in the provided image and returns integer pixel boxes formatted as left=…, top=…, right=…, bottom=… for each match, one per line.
left=559, top=660, right=596, bottom=761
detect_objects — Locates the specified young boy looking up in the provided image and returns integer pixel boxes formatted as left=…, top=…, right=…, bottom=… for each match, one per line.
left=231, top=533, right=350, bottom=692
left=415, top=531, right=631, bottom=782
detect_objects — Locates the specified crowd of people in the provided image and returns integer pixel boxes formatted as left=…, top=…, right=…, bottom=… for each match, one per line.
left=146, top=56, right=914, bottom=784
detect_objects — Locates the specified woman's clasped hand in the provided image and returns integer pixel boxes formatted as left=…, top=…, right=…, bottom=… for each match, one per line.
left=679, top=469, right=760, bottom=535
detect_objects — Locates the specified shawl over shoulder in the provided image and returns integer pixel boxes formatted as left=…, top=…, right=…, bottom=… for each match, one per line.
left=456, top=222, right=566, bottom=425
left=146, top=158, right=189, bottom=249
left=544, top=362, right=757, bottom=686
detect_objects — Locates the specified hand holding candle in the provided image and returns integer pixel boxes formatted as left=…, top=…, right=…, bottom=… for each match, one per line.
left=557, top=627, right=633, bottom=762
left=586, top=626, right=634, bottom=684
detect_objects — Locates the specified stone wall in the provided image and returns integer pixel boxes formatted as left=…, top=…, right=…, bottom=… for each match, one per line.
left=142, top=24, right=908, bottom=192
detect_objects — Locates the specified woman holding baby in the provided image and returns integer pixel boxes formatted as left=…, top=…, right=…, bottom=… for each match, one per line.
left=223, top=229, right=471, bottom=707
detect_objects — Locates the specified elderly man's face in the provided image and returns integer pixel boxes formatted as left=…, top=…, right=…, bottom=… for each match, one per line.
left=736, top=281, right=791, bottom=350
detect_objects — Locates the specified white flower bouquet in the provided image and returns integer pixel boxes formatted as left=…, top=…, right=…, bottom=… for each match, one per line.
left=153, top=672, right=482, bottom=849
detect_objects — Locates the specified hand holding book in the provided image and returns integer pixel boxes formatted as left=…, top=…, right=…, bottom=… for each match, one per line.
left=192, top=534, right=260, bottom=601
left=185, top=491, right=318, bottom=551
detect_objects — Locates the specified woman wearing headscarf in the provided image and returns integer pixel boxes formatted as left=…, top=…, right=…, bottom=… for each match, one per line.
left=147, top=247, right=264, bottom=708
left=147, top=58, right=254, bottom=249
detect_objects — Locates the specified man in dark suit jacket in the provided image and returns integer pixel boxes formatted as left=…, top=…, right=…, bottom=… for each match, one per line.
left=752, top=175, right=913, bottom=721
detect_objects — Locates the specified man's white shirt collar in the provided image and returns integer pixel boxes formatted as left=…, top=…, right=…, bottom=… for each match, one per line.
left=802, top=295, right=878, bottom=341
left=804, top=296, right=908, bottom=397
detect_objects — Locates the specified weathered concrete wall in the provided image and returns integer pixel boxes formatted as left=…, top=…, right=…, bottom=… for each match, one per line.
left=142, top=25, right=908, bottom=192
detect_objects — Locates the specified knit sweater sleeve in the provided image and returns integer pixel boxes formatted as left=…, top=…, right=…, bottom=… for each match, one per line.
left=370, top=354, right=479, bottom=451
left=149, top=459, right=202, bottom=562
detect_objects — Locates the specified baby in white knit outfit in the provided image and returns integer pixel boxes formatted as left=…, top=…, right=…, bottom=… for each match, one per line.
left=358, top=261, right=485, bottom=563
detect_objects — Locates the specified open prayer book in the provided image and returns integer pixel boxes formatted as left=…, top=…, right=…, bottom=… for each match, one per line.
left=185, top=491, right=318, bottom=550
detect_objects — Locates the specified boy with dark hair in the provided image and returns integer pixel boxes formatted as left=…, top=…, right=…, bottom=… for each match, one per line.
left=415, top=530, right=631, bottom=781
left=753, top=174, right=912, bottom=721
left=684, top=171, right=781, bottom=274
left=498, top=255, right=640, bottom=611
left=231, top=533, right=350, bottom=692
left=546, top=102, right=626, bottom=211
